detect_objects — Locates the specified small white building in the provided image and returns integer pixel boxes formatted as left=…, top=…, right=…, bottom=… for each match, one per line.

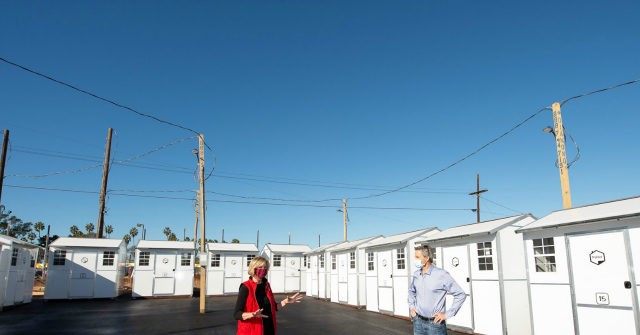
left=421, top=214, right=536, bottom=335
left=206, top=242, right=259, bottom=295
left=516, top=196, right=640, bottom=335
left=260, top=244, right=311, bottom=293
left=327, top=235, right=383, bottom=306
left=364, top=227, right=439, bottom=318
left=132, top=240, right=195, bottom=298
left=0, top=235, right=39, bottom=310
left=305, top=241, right=346, bottom=299
left=44, top=237, right=126, bottom=300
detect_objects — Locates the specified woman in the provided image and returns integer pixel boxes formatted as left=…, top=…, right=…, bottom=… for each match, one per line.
left=234, top=256, right=304, bottom=335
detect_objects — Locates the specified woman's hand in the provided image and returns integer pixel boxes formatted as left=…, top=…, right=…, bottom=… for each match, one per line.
left=281, top=292, right=304, bottom=308
left=242, top=308, right=269, bottom=320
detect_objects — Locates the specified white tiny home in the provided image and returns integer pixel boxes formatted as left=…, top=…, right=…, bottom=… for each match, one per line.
left=305, top=241, right=346, bottom=299
left=44, top=237, right=126, bottom=300
left=206, top=242, right=259, bottom=295
left=420, top=214, right=536, bottom=335
left=0, top=235, right=39, bottom=310
left=327, top=235, right=383, bottom=306
left=132, top=240, right=195, bottom=298
left=260, top=244, right=311, bottom=293
left=364, top=227, right=439, bottom=318
left=516, top=196, right=640, bottom=335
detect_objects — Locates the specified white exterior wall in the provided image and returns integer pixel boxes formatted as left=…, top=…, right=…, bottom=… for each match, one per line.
left=437, top=243, right=473, bottom=332
left=206, top=250, right=256, bottom=295
left=261, top=245, right=310, bottom=294
left=133, top=247, right=194, bottom=298
left=0, top=239, right=38, bottom=309
left=365, top=248, right=378, bottom=312
left=307, top=254, right=319, bottom=297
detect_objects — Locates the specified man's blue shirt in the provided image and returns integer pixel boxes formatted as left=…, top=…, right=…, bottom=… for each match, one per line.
left=408, top=264, right=466, bottom=319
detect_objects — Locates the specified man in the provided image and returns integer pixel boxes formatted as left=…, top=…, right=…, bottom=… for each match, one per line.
left=408, top=245, right=466, bottom=335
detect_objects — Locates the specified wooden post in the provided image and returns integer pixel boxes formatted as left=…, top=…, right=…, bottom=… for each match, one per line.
left=551, top=102, right=572, bottom=209
left=342, top=199, right=347, bottom=241
left=468, top=174, right=488, bottom=223
left=97, top=128, right=113, bottom=238
left=198, top=134, right=207, bottom=314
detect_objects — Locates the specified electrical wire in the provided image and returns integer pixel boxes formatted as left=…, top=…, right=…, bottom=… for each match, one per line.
left=479, top=196, right=522, bottom=214
left=560, top=79, right=640, bottom=106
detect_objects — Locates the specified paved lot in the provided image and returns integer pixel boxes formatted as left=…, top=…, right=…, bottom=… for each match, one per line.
left=0, top=294, right=467, bottom=335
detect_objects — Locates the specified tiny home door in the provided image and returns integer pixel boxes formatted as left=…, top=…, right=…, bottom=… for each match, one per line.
left=442, top=245, right=474, bottom=331
left=284, top=256, right=301, bottom=292
left=153, top=251, right=176, bottom=295
left=310, top=256, right=318, bottom=296
left=224, top=254, right=243, bottom=294
left=377, top=250, right=394, bottom=313
left=337, top=253, right=348, bottom=303
left=69, top=250, right=97, bottom=298
left=12, top=248, right=29, bottom=304
left=568, top=230, right=637, bottom=335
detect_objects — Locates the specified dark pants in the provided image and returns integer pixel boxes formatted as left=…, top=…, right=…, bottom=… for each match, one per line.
left=412, top=316, right=447, bottom=335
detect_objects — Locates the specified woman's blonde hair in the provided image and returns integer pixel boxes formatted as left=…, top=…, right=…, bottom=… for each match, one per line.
left=247, top=256, right=270, bottom=277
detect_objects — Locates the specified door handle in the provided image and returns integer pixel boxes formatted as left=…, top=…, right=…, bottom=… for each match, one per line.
left=390, top=274, right=393, bottom=278
left=624, top=281, right=632, bottom=289
left=466, top=277, right=470, bottom=283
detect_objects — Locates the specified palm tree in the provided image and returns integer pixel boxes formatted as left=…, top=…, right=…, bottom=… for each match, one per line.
left=69, top=225, right=83, bottom=237
left=163, top=227, right=172, bottom=239
left=123, top=234, right=131, bottom=245
left=105, top=225, right=114, bottom=238
left=34, top=221, right=45, bottom=240
left=129, top=227, right=139, bottom=245
left=28, top=232, right=36, bottom=243
left=231, top=238, right=240, bottom=243
left=168, top=233, right=178, bottom=241
left=85, top=223, right=95, bottom=236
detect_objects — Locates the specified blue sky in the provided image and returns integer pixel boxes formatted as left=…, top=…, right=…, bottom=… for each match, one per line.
left=1, top=1, right=639, bottom=248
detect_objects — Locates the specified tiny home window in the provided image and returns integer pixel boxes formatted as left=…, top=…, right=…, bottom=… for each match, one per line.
left=273, top=255, right=282, bottom=267
left=211, top=254, right=221, bottom=267
left=367, top=252, right=374, bottom=271
left=30, top=253, right=35, bottom=268
left=477, top=242, right=494, bottom=271
left=247, top=254, right=255, bottom=267
left=53, top=250, right=66, bottom=266
left=181, top=252, right=191, bottom=266
left=350, top=252, right=356, bottom=269
left=139, top=251, right=150, bottom=266
left=396, top=248, right=406, bottom=270
left=533, top=238, right=556, bottom=272
left=320, top=254, right=325, bottom=268
left=103, top=251, right=115, bottom=266
left=11, top=248, right=18, bottom=266
left=431, top=248, right=437, bottom=265
left=303, top=255, right=307, bottom=268
left=331, top=255, right=337, bottom=270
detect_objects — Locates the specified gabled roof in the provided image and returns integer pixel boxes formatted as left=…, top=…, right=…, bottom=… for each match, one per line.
left=365, top=228, right=439, bottom=249
left=136, top=240, right=195, bottom=250
left=262, top=244, right=312, bottom=254
left=425, top=214, right=535, bottom=242
left=207, top=242, right=258, bottom=252
left=327, top=235, right=384, bottom=253
left=516, top=196, right=640, bottom=233
left=306, top=241, right=347, bottom=255
left=0, top=234, right=39, bottom=249
left=50, top=237, right=124, bottom=249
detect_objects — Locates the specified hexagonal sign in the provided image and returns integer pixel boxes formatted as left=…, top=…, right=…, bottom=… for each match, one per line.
left=590, top=250, right=605, bottom=265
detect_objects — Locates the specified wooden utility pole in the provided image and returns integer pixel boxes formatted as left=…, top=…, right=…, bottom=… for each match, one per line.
left=468, top=174, right=488, bottom=223
left=0, top=130, right=8, bottom=208
left=193, top=190, right=199, bottom=243
left=97, top=128, right=113, bottom=238
left=256, top=230, right=259, bottom=249
left=551, top=102, right=572, bottom=209
left=342, top=199, right=348, bottom=241
left=198, top=134, right=207, bottom=314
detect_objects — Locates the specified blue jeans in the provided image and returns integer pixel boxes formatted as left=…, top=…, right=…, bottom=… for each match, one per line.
left=412, top=316, right=447, bottom=335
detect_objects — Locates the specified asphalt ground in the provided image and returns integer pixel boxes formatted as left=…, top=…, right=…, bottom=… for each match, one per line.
left=0, top=294, right=467, bottom=335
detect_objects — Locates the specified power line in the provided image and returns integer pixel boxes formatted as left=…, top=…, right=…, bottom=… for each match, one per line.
left=479, top=196, right=522, bottom=214
left=560, top=79, right=640, bottom=106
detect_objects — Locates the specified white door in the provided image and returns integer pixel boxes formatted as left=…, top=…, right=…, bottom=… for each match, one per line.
left=338, top=253, right=348, bottom=303
left=568, top=231, right=637, bottom=335
left=310, top=256, right=318, bottom=296
left=377, top=250, right=394, bottom=313
left=153, top=251, right=176, bottom=295
left=224, top=254, right=243, bottom=294
left=12, top=248, right=29, bottom=304
left=284, top=256, right=301, bottom=292
left=69, top=251, right=96, bottom=298
left=442, top=245, right=474, bottom=330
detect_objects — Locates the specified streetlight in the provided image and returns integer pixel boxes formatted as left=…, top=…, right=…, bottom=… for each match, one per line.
left=136, top=223, right=146, bottom=240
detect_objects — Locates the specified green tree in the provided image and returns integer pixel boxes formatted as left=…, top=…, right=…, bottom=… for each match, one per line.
left=105, top=225, right=114, bottom=238
left=28, top=232, right=37, bottom=243
left=184, top=236, right=191, bottom=241
left=34, top=221, right=45, bottom=240
left=85, top=223, right=95, bottom=236
left=123, top=234, right=131, bottom=245
left=0, top=212, right=34, bottom=240
left=168, top=233, right=178, bottom=241
left=69, top=225, right=83, bottom=237
left=231, top=239, right=240, bottom=243
left=129, top=227, right=138, bottom=245
left=163, top=227, right=172, bottom=239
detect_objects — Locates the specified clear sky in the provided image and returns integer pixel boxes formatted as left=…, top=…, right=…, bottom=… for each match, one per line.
left=1, top=1, right=639, bottom=248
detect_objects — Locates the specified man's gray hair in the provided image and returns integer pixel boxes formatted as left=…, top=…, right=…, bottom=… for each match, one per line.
left=415, top=244, right=433, bottom=262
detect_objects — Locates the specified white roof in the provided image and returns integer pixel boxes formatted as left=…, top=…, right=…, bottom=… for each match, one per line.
left=365, top=228, right=439, bottom=249
left=207, top=242, right=258, bottom=252
left=306, top=241, right=347, bottom=255
left=50, top=237, right=124, bottom=249
left=517, top=196, right=640, bottom=233
left=327, top=235, right=384, bottom=253
left=136, top=240, right=195, bottom=250
left=425, top=214, right=535, bottom=242
left=263, top=244, right=312, bottom=254
left=0, top=234, right=39, bottom=249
